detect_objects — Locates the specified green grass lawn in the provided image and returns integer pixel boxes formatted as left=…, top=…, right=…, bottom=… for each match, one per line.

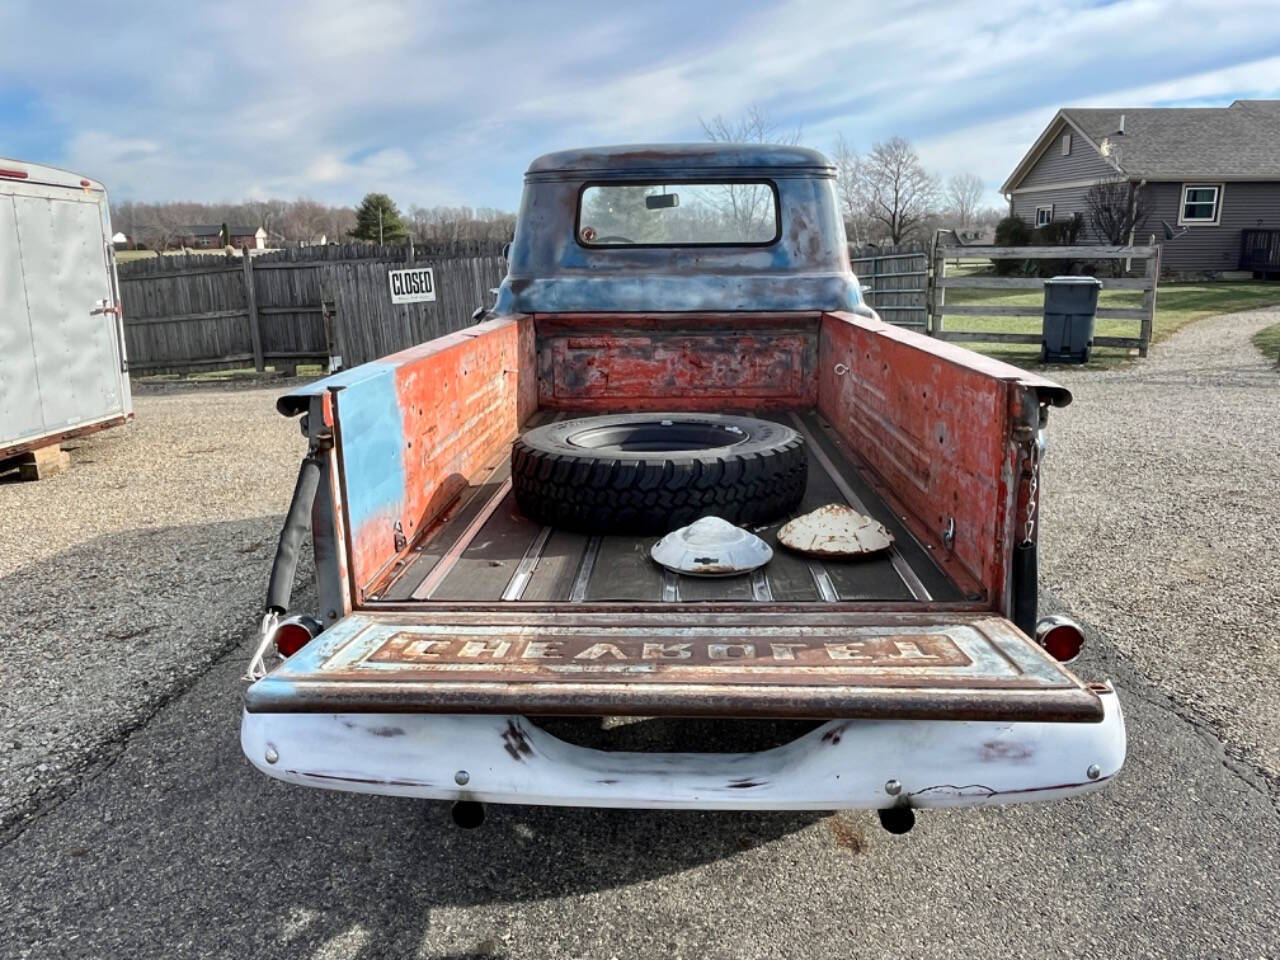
left=943, top=279, right=1280, bottom=369
left=115, top=249, right=159, bottom=262
left=1253, top=323, right=1280, bottom=363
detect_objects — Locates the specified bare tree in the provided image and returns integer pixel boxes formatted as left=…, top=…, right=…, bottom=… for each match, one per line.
left=278, top=198, right=337, bottom=243
left=409, top=204, right=517, bottom=249
left=699, top=106, right=800, bottom=238
left=700, top=104, right=801, bottom=145
left=860, top=137, right=939, bottom=245
left=1084, top=177, right=1151, bottom=245
left=244, top=199, right=288, bottom=241
left=832, top=134, right=867, bottom=245
left=131, top=202, right=189, bottom=251
left=945, top=173, right=985, bottom=229
left=111, top=197, right=509, bottom=253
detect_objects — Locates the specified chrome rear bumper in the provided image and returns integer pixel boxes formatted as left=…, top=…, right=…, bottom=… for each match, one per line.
left=241, top=686, right=1124, bottom=811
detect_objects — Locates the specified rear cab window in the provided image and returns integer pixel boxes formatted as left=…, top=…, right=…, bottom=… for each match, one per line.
left=577, top=181, right=779, bottom=247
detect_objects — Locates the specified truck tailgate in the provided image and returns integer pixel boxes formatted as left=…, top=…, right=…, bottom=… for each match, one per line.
left=245, top=610, right=1104, bottom=722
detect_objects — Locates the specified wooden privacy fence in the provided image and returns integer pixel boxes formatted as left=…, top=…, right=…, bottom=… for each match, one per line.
left=849, top=244, right=928, bottom=330
left=117, top=244, right=508, bottom=375
left=927, top=244, right=1162, bottom=357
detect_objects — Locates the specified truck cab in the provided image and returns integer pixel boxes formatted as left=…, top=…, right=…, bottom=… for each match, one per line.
left=241, top=144, right=1124, bottom=830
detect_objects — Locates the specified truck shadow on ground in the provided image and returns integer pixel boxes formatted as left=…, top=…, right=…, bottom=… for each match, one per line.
left=143, top=683, right=828, bottom=959
left=0, top=510, right=825, bottom=959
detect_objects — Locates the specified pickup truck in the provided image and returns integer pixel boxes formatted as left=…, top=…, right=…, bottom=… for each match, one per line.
left=241, top=144, right=1125, bottom=833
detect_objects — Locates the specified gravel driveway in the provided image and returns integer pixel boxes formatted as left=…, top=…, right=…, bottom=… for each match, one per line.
left=1042, top=308, right=1280, bottom=792
left=0, top=380, right=309, bottom=837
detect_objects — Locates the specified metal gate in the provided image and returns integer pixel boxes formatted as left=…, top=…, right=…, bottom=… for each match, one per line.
left=849, top=245, right=929, bottom=330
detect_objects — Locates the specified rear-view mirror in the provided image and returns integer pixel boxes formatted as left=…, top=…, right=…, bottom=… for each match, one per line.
left=645, top=192, right=679, bottom=210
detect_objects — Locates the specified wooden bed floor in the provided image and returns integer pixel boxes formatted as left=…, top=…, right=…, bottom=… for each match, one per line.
left=375, top=410, right=963, bottom=605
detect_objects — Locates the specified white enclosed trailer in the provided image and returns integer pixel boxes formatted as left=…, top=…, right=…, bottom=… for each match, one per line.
left=1, top=159, right=131, bottom=468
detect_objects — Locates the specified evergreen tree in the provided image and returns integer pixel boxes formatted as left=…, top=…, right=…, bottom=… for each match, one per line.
left=349, top=193, right=409, bottom=244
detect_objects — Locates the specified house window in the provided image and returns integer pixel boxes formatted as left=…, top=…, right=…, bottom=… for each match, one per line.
left=1179, top=184, right=1222, bottom=225
left=1061, top=133, right=1071, bottom=156
left=1035, top=204, right=1053, bottom=227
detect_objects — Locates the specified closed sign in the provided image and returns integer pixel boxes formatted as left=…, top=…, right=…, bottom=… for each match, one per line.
left=388, top=267, right=436, bottom=304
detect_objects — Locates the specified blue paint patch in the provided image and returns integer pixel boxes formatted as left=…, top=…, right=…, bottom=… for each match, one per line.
left=330, top=366, right=407, bottom=537
left=496, top=275, right=860, bottom=314
left=276, top=361, right=395, bottom=415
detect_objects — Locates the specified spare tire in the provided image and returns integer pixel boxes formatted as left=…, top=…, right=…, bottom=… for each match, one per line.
left=512, top=413, right=807, bottom=534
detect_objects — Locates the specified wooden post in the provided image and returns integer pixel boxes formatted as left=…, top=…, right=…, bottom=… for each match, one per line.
left=242, top=251, right=264, bottom=372
left=926, top=237, right=937, bottom=336
left=1139, top=245, right=1161, bottom=357
left=930, top=244, right=946, bottom=336
left=869, top=253, right=879, bottom=311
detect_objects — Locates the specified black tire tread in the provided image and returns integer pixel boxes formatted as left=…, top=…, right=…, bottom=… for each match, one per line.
left=512, top=428, right=807, bottom=535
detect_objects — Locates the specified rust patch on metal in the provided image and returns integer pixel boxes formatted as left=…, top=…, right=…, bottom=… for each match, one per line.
left=778, top=504, right=894, bottom=557
left=502, top=719, right=535, bottom=760
left=818, top=312, right=1017, bottom=605
left=536, top=315, right=818, bottom=411
left=367, top=631, right=971, bottom=680
left=820, top=722, right=851, bottom=745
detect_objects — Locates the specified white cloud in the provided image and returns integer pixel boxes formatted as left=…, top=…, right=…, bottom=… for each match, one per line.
left=3, top=0, right=1280, bottom=208
left=912, top=52, right=1280, bottom=206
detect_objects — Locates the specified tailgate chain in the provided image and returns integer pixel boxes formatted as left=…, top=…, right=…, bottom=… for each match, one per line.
left=1022, top=436, right=1041, bottom=546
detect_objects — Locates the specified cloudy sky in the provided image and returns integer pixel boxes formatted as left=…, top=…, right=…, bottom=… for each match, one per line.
left=3, top=0, right=1279, bottom=211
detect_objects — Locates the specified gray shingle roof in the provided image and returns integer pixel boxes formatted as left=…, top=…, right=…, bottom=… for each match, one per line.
left=181, top=224, right=261, bottom=237
left=1064, top=100, right=1280, bottom=180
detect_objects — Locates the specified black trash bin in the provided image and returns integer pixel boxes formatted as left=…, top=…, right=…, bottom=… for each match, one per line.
left=1041, top=276, right=1102, bottom=363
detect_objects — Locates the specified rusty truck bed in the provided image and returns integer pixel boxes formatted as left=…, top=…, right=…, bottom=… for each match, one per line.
left=246, top=399, right=1105, bottom=721
left=251, top=312, right=1102, bottom=724
left=371, top=410, right=967, bottom=607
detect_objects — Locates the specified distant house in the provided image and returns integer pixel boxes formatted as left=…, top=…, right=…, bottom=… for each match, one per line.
left=176, top=225, right=267, bottom=250
left=948, top=226, right=995, bottom=245
left=280, top=234, right=329, bottom=248
left=1001, top=100, right=1280, bottom=276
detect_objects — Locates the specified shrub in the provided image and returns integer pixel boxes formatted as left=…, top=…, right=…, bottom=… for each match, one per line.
left=1033, top=213, right=1085, bottom=276
left=1036, top=213, right=1083, bottom=247
left=993, top=215, right=1033, bottom=276
left=995, top=214, right=1032, bottom=246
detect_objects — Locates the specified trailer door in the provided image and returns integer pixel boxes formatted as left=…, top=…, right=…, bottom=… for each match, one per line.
left=0, top=196, right=46, bottom=441
left=12, top=193, right=125, bottom=434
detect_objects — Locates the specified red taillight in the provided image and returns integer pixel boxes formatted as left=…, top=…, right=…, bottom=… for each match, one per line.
left=1036, top=615, right=1085, bottom=663
left=0, top=168, right=29, bottom=179
left=274, top=618, right=319, bottom=658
